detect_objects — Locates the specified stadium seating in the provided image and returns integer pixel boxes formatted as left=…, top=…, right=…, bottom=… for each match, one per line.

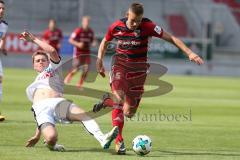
left=167, top=14, right=189, bottom=37
left=214, top=0, right=240, bottom=24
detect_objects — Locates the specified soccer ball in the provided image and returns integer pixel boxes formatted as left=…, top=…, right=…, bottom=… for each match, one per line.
left=132, top=135, right=152, bottom=156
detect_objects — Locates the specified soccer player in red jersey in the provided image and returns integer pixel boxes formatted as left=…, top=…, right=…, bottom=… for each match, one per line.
left=42, top=19, right=63, bottom=54
left=64, top=16, right=96, bottom=88
left=93, top=3, right=204, bottom=154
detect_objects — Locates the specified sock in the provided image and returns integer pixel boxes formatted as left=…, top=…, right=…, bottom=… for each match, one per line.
left=65, top=71, right=74, bottom=83
left=112, top=107, right=124, bottom=143
left=77, top=73, right=87, bottom=86
left=77, top=78, right=84, bottom=87
left=103, top=98, right=114, bottom=107
left=81, top=119, right=105, bottom=144
left=103, top=98, right=122, bottom=109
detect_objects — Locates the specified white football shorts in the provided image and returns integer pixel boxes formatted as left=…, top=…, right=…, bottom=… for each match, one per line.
left=31, top=98, right=73, bottom=127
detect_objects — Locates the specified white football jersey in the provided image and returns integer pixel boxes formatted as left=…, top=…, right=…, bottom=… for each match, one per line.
left=0, top=20, right=8, bottom=39
left=26, top=60, right=64, bottom=102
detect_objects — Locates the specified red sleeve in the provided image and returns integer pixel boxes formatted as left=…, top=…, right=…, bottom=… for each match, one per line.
left=147, top=22, right=163, bottom=38
left=71, top=28, right=80, bottom=39
left=105, top=23, right=116, bottom=41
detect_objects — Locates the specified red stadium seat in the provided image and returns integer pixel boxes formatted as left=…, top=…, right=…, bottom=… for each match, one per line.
left=167, top=15, right=189, bottom=37
left=214, top=0, right=240, bottom=24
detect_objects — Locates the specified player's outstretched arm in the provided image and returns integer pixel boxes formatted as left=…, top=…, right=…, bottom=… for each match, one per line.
left=20, top=31, right=60, bottom=62
left=25, top=127, right=41, bottom=147
left=96, top=38, right=111, bottom=78
left=161, top=31, right=204, bottom=65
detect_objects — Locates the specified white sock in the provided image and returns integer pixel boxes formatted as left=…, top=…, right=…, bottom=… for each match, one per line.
left=81, top=119, right=105, bottom=144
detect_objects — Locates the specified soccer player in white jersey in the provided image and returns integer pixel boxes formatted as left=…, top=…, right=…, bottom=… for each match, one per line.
left=20, top=31, right=118, bottom=151
left=0, top=0, right=8, bottom=122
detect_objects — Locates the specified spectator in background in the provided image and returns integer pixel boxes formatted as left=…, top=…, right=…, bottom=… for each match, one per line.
left=42, top=19, right=63, bottom=54
left=64, top=16, right=96, bottom=88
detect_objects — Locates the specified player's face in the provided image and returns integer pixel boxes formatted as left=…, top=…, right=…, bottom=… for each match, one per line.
left=33, top=55, right=49, bottom=72
left=0, top=3, right=5, bottom=18
left=82, top=17, right=89, bottom=29
left=49, top=20, right=56, bottom=31
left=127, top=10, right=143, bottom=30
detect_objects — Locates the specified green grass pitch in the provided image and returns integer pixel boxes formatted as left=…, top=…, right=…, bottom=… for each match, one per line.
left=0, top=68, right=240, bottom=160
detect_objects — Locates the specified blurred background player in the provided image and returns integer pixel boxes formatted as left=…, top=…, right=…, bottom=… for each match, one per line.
left=0, top=0, right=8, bottom=122
left=94, top=2, right=204, bottom=154
left=64, top=16, right=96, bottom=88
left=42, top=19, right=63, bottom=54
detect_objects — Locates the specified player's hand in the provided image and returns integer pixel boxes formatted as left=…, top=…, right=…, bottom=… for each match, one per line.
left=0, top=49, right=7, bottom=56
left=77, top=42, right=84, bottom=49
left=20, top=31, right=35, bottom=42
left=96, top=58, right=105, bottom=78
left=25, top=136, right=40, bottom=147
left=188, top=52, right=204, bottom=65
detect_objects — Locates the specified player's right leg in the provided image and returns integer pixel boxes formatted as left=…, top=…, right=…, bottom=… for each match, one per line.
left=67, top=104, right=119, bottom=149
left=93, top=90, right=126, bottom=154
left=64, top=57, right=80, bottom=84
left=40, top=123, right=65, bottom=151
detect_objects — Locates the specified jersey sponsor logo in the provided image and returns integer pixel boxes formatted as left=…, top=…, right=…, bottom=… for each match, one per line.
left=88, top=33, right=92, bottom=37
left=118, top=40, right=141, bottom=46
left=154, top=26, right=162, bottom=35
left=49, top=34, right=60, bottom=41
left=38, top=67, right=56, bottom=80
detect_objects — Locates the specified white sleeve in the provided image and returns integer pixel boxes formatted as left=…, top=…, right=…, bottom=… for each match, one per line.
left=50, top=60, right=61, bottom=69
left=2, top=24, right=8, bottom=36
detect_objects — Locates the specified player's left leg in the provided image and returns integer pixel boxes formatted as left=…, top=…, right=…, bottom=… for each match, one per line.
left=67, top=104, right=119, bottom=149
left=76, top=64, right=89, bottom=88
left=64, top=57, right=80, bottom=84
left=40, top=123, right=65, bottom=151
left=76, top=54, right=90, bottom=88
left=123, top=96, right=141, bottom=118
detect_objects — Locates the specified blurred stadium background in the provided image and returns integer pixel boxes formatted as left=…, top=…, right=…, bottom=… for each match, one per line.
left=2, top=0, right=240, bottom=76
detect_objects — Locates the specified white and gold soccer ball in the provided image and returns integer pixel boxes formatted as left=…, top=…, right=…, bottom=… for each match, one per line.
left=132, top=135, right=152, bottom=156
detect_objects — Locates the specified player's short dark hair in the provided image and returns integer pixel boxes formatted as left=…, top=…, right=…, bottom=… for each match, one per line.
left=0, top=1, right=5, bottom=4
left=129, top=2, right=144, bottom=15
left=32, top=50, right=49, bottom=63
left=49, top=18, right=56, bottom=23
